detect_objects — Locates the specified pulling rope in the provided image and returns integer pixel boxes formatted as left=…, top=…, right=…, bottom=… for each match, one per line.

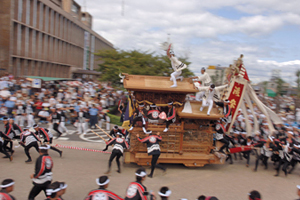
left=53, top=144, right=111, bottom=154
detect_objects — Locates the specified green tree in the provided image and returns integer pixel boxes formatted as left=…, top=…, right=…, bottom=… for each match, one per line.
left=94, top=49, right=194, bottom=86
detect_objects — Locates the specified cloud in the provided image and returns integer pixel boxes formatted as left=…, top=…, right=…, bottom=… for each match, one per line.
left=75, top=0, right=300, bottom=84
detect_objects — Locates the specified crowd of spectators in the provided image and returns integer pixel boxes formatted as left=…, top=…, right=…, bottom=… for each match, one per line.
left=0, top=74, right=127, bottom=132
left=258, top=94, right=300, bottom=126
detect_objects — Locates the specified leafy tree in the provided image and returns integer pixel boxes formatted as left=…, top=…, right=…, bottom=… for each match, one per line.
left=94, top=49, right=194, bottom=86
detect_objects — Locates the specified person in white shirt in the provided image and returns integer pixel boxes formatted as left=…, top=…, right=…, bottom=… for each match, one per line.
left=37, top=89, right=46, bottom=100
left=100, top=97, right=107, bottom=109
left=167, top=49, right=186, bottom=88
left=192, top=67, right=212, bottom=101
left=89, top=86, right=96, bottom=97
left=198, top=84, right=227, bottom=116
left=21, top=82, right=28, bottom=94
left=57, top=89, right=64, bottom=100
left=38, top=108, right=50, bottom=123
left=0, top=77, right=8, bottom=90
left=0, top=87, right=11, bottom=98
left=49, top=96, right=57, bottom=107
left=296, top=108, right=300, bottom=124
left=15, top=100, right=25, bottom=127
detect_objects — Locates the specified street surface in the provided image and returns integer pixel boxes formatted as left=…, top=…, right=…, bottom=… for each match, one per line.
left=1, top=123, right=300, bottom=199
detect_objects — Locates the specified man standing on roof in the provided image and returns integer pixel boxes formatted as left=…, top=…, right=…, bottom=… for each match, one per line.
left=191, top=67, right=212, bottom=101
left=166, top=45, right=186, bottom=88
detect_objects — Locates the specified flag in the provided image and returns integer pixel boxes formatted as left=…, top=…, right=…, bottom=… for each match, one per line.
left=122, top=95, right=134, bottom=129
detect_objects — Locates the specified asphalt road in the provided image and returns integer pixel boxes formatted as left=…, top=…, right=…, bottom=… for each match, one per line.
left=1, top=122, right=300, bottom=199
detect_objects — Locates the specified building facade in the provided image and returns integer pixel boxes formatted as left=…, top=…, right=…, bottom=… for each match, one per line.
left=206, top=65, right=227, bottom=86
left=0, top=0, right=114, bottom=78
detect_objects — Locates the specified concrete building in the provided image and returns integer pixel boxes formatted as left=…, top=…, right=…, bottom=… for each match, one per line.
left=206, top=65, right=227, bottom=85
left=0, top=0, right=114, bottom=79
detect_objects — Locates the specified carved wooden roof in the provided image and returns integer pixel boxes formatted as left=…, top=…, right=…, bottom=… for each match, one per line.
left=122, top=73, right=198, bottom=94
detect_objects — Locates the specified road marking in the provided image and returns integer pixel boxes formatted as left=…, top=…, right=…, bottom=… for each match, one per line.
left=68, top=131, right=78, bottom=135
left=61, top=133, right=68, bottom=137
left=79, top=134, right=104, bottom=143
left=79, top=130, right=109, bottom=143
left=56, top=137, right=69, bottom=140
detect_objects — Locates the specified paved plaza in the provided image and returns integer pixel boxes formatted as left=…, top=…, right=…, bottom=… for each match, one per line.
left=1, top=138, right=300, bottom=200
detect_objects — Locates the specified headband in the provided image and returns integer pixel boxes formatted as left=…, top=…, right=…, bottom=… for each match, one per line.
left=158, top=190, right=172, bottom=197
left=0, top=182, right=15, bottom=188
left=96, top=178, right=110, bottom=186
left=60, top=183, right=68, bottom=190
left=135, top=171, right=147, bottom=177
left=46, top=188, right=61, bottom=196
left=39, top=145, right=50, bottom=150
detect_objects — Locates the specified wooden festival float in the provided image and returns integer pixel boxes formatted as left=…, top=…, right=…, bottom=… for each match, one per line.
left=120, top=54, right=283, bottom=167
left=122, top=73, right=225, bottom=167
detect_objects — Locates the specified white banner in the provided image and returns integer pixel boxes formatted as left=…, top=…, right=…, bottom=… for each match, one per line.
left=32, top=79, right=41, bottom=88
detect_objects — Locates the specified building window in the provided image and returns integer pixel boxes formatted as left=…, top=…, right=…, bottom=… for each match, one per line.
left=71, top=4, right=79, bottom=14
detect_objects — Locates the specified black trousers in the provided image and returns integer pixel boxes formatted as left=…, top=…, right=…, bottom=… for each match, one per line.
left=243, top=151, right=251, bottom=165
left=165, top=120, right=173, bottom=128
left=108, top=150, right=123, bottom=171
left=28, top=181, right=51, bottom=200
left=24, top=142, right=39, bottom=160
left=255, top=154, right=269, bottom=171
left=53, top=123, right=63, bottom=137
left=132, top=116, right=145, bottom=127
left=288, top=158, right=299, bottom=173
left=218, top=138, right=229, bottom=153
left=275, top=158, right=289, bottom=175
left=3, top=140, right=13, bottom=153
left=50, top=146, right=61, bottom=155
left=149, top=154, right=165, bottom=176
left=0, top=142, right=11, bottom=158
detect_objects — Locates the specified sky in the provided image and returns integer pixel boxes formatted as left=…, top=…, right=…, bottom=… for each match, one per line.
left=76, top=0, right=300, bottom=85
